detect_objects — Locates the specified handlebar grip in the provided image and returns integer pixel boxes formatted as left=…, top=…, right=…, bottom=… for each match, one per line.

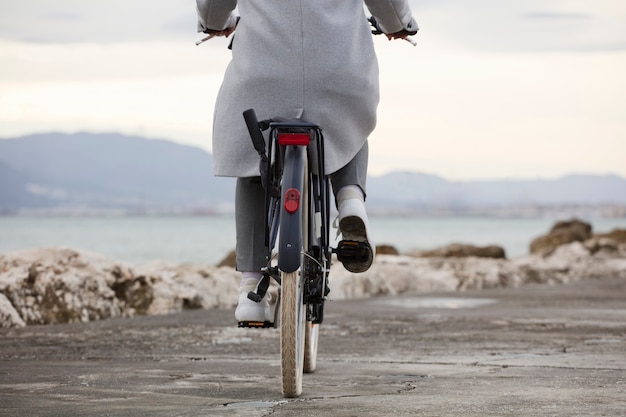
left=243, top=108, right=266, bottom=155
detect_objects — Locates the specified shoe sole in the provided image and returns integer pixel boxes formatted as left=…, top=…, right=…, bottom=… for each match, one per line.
left=338, top=215, right=373, bottom=273
left=238, top=321, right=274, bottom=328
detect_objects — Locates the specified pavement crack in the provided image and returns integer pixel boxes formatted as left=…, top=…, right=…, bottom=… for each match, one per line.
left=399, top=381, right=418, bottom=395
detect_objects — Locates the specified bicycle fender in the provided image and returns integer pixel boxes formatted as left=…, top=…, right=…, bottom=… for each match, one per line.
left=278, top=146, right=306, bottom=273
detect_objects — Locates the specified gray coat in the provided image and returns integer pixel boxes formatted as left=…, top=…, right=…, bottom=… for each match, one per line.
left=197, top=0, right=417, bottom=177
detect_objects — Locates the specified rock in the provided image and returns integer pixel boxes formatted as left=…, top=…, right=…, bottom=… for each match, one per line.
left=584, top=237, right=621, bottom=256
left=217, top=249, right=237, bottom=268
left=513, top=242, right=626, bottom=286
left=329, top=255, right=459, bottom=299
left=375, top=244, right=400, bottom=255
left=332, top=241, right=626, bottom=300
left=0, top=248, right=240, bottom=328
left=131, top=262, right=239, bottom=316
left=530, top=218, right=592, bottom=255
left=584, top=228, right=626, bottom=257
left=0, top=248, right=128, bottom=326
left=406, top=243, right=506, bottom=259
left=594, top=228, right=626, bottom=243
left=0, top=292, right=25, bottom=328
left=2, top=239, right=625, bottom=328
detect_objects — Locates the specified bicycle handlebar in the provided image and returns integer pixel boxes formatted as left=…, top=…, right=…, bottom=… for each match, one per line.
left=197, top=16, right=416, bottom=46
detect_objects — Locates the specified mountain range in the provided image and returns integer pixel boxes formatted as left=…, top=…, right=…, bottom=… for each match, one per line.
left=1, top=132, right=625, bottom=214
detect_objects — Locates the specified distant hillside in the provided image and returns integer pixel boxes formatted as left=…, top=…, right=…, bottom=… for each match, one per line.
left=0, top=133, right=234, bottom=212
left=1, top=133, right=625, bottom=214
left=366, top=172, right=626, bottom=211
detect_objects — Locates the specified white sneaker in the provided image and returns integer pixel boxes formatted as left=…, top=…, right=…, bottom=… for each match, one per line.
left=337, top=198, right=375, bottom=273
left=235, top=281, right=273, bottom=323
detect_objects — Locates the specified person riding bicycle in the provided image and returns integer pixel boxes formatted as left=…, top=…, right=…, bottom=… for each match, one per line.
left=196, top=0, right=418, bottom=324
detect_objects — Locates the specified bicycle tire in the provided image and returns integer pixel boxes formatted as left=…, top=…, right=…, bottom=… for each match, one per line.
left=279, top=145, right=308, bottom=398
left=280, top=270, right=305, bottom=397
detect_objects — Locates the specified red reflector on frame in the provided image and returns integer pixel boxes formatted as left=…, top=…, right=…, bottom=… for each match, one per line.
left=284, top=188, right=301, bottom=214
left=278, top=133, right=310, bottom=146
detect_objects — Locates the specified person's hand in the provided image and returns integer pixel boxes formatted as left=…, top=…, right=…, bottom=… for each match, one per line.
left=203, top=16, right=239, bottom=37
left=385, top=29, right=418, bottom=46
left=197, top=19, right=239, bottom=46
left=385, top=30, right=413, bottom=41
left=204, top=25, right=236, bottom=37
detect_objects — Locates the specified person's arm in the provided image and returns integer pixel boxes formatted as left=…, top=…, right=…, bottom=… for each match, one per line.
left=196, top=0, right=239, bottom=34
left=364, top=0, right=418, bottom=37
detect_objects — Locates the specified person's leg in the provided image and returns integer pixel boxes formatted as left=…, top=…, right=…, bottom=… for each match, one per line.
left=234, top=177, right=271, bottom=323
left=330, top=142, right=375, bottom=273
left=330, top=141, right=368, bottom=201
left=235, top=177, right=267, bottom=272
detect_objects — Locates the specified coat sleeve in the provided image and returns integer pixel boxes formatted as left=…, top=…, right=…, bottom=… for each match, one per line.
left=364, top=0, right=418, bottom=34
left=196, top=0, right=239, bottom=33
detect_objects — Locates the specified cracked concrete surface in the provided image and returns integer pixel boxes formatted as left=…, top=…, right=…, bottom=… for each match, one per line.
left=1, top=277, right=625, bottom=416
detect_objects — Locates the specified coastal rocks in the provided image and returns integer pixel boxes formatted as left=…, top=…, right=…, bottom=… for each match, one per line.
left=407, top=243, right=506, bottom=259
left=0, top=292, right=25, bottom=328
left=0, top=248, right=239, bottom=328
left=217, top=249, right=237, bottom=268
left=375, top=244, right=400, bottom=255
left=333, top=219, right=626, bottom=298
left=130, top=262, right=239, bottom=315
left=0, top=248, right=128, bottom=327
left=331, top=241, right=626, bottom=299
left=596, top=228, right=626, bottom=243
left=585, top=228, right=626, bottom=256
left=529, top=220, right=626, bottom=257
left=530, top=219, right=593, bottom=255
left=328, top=255, right=459, bottom=300
left=2, top=222, right=626, bottom=328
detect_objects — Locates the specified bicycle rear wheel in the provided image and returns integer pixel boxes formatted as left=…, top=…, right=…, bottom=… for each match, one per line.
left=280, top=270, right=305, bottom=397
left=279, top=145, right=308, bottom=398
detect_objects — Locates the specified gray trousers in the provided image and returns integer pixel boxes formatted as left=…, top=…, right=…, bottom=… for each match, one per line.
left=235, top=142, right=368, bottom=272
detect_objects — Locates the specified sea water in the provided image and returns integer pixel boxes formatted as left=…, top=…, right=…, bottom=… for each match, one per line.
left=1, top=215, right=624, bottom=266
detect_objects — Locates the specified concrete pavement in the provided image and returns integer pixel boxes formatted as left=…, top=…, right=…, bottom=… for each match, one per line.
left=1, top=276, right=625, bottom=416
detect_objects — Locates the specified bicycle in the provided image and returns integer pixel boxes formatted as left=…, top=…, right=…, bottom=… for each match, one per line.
left=240, top=109, right=372, bottom=397
left=199, top=16, right=416, bottom=398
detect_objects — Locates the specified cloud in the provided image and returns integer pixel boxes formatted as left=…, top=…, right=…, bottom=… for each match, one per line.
left=0, top=0, right=194, bottom=43
left=40, top=12, right=83, bottom=22
left=522, top=11, right=593, bottom=20
left=410, top=0, right=626, bottom=52
left=1, top=0, right=624, bottom=53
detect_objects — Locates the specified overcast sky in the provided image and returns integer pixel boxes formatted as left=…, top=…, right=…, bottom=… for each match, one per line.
left=1, top=0, right=625, bottom=180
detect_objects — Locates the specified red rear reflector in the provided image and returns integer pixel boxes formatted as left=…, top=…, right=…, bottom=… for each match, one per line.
left=278, top=133, right=310, bottom=146
left=284, top=188, right=301, bottom=213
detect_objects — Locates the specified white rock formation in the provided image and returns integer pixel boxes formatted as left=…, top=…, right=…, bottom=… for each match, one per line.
left=1, top=241, right=625, bottom=328
left=0, top=248, right=239, bottom=328
left=330, top=242, right=626, bottom=299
